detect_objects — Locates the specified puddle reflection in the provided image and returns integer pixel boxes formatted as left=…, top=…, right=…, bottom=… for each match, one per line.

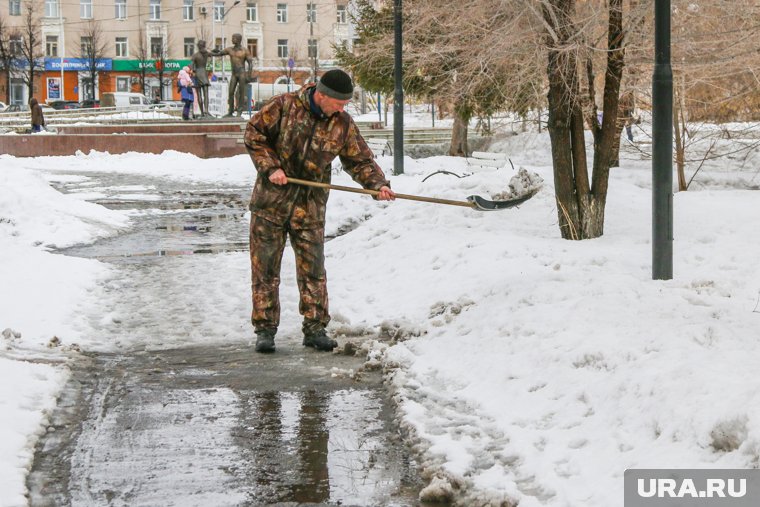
left=238, top=389, right=415, bottom=505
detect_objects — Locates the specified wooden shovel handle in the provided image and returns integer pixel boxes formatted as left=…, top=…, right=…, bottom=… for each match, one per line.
left=286, top=177, right=475, bottom=209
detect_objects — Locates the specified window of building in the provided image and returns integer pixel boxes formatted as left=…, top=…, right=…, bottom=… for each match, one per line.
left=80, top=36, right=93, bottom=56
left=246, top=2, right=257, bottom=21
left=183, top=0, right=193, bottom=20
left=306, top=3, right=316, bottom=23
left=45, top=0, right=58, bottom=18
left=276, top=3, right=287, bottom=23
left=247, top=38, right=258, bottom=59
left=149, top=0, right=160, bottom=20
left=214, top=37, right=226, bottom=50
left=10, top=78, right=24, bottom=104
left=115, top=0, right=126, bottom=19
left=308, top=39, right=317, bottom=59
left=46, top=35, right=58, bottom=57
left=150, top=37, right=163, bottom=58
left=115, top=36, right=128, bottom=57
left=116, top=77, right=130, bottom=92
left=183, top=37, right=195, bottom=57
left=116, top=76, right=130, bottom=92
left=336, top=4, right=347, bottom=24
left=213, top=0, right=223, bottom=21
left=9, top=0, right=21, bottom=16
left=80, top=0, right=93, bottom=18
left=9, top=35, right=22, bottom=54
left=277, top=39, right=288, bottom=58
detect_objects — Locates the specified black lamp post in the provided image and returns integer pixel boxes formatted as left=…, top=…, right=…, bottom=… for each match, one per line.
left=652, top=0, right=673, bottom=280
left=393, top=0, right=404, bottom=175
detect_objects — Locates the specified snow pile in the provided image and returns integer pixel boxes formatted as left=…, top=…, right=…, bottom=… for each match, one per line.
left=0, top=163, right=131, bottom=506
left=493, top=167, right=544, bottom=200
left=0, top=164, right=129, bottom=249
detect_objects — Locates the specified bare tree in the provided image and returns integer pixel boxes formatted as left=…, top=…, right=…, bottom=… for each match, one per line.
left=631, top=0, right=760, bottom=191
left=134, top=27, right=150, bottom=95
left=18, top=0, right=44, bottom=101
left=339, top=0, right=544, bottom=156
left=537, top=0, right=630, bottom=239
left=154, top=34, right=172, bottom=101
left=0, top=15, right=16, bottom=104
left=78, top=19, right=108, bottom=101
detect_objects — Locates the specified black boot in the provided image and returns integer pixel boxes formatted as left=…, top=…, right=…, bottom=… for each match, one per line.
left=255, top=329, right=276, bottom=353
left=303, top=329, right=337, bottom=352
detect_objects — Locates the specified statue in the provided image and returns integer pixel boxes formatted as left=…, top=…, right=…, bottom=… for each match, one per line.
left=211, top=33, right=254, bottom=117
left=191, top=40, right=212, bottom=117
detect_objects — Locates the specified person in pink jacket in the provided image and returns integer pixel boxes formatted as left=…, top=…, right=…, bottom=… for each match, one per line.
left=177, top=66, right=195, bottom=120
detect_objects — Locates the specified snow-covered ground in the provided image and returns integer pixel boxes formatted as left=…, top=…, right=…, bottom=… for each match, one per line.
left=1, top=126, right=759, bottom=506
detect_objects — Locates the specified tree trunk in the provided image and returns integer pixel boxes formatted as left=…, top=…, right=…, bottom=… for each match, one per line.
left=674, top=78, right=687, bottom=191
left=544, top=0, right=624, bottom=240
left=27, top=68, right=33, bottom=102
left=449, top=111, right=469, bottom=156
left=4, top=70, right=10, bottom=104
left=547, top=40, right=583, bottom=239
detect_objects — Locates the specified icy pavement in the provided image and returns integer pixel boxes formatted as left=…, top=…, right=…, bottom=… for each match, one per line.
left=28, top=344, right=425, bottom=506
left=27, top=171, right=432, bottom=507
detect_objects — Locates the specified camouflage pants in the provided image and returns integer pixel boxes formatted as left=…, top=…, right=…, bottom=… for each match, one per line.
left=249, top=215, right=330, bottom=335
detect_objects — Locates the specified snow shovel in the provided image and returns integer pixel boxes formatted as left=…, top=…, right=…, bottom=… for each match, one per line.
left=286, top=177, right=537, bottom=211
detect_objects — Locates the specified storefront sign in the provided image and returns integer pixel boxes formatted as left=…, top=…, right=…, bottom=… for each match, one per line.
left=11, top=57, right=45, bottom=69
left=45, top=58, right=112, bottom=71
left=111, top=59, right=192, bottom=72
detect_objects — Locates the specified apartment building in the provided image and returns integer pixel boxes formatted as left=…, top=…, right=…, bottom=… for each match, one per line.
left=0, top=0, right=355, bottom=104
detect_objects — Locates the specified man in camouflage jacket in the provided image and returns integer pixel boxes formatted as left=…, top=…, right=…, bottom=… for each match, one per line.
left=244, top=69, right=395, bottom=353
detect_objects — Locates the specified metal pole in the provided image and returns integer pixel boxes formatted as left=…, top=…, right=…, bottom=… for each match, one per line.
left=393, top=0, right=403, bottom=175
left=212, top=6, right=216, bottom=80
left=221, top=5, right=225, bottom=81
left=652, top=0, right=673, bottom=280
left=431, top=101, right=435, bottom=128
left=59, top=0, right=64, bottom=100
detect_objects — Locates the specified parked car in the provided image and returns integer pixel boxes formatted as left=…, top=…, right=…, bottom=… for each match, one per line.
left=78, top=99, right=100, bottom=108
left=2, top=103, right=54, bottom=113
left=100, top=92, right=152, bottom=109
left=3, top=104, right=28, bottom=113
left=152, top=100, right=184, bottom=110
left=48, top=100, right=81, bottom=110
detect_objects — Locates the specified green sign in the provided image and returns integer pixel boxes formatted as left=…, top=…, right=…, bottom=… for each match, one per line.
left=211, top=58, right=232, bottom=72
left=111, top=59, right=192, bottom=72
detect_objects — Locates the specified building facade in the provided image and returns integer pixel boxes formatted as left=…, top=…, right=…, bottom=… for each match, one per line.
left=0, top=0, right=356, bottom=104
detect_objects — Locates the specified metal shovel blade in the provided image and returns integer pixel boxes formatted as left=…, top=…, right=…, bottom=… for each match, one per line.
left=466, top=189, right=538, bottom=211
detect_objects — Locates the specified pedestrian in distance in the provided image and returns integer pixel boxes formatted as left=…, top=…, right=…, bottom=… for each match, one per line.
left=243, top=68, right=396, bottom=353
left=178, top=66, right=195, bottom=120
left=620, top=90, right=636, bottom=142
left=30, top=97, right=45, bottom=133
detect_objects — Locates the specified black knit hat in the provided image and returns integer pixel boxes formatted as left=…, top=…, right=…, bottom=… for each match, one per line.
left=317, top=69, right=354, bottom=100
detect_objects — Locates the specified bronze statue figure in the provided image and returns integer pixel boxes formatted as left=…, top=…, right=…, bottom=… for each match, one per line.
left=191, top=40, right=212, bottom=117
left=211, top=33, right=254, bottom=117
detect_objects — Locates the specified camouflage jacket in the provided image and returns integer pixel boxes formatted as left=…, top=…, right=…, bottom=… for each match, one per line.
left=244, top=83, right=390, bottom=228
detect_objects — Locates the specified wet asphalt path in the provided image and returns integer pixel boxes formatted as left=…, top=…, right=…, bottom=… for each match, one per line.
left=27, top=171, right=432, bottom=507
